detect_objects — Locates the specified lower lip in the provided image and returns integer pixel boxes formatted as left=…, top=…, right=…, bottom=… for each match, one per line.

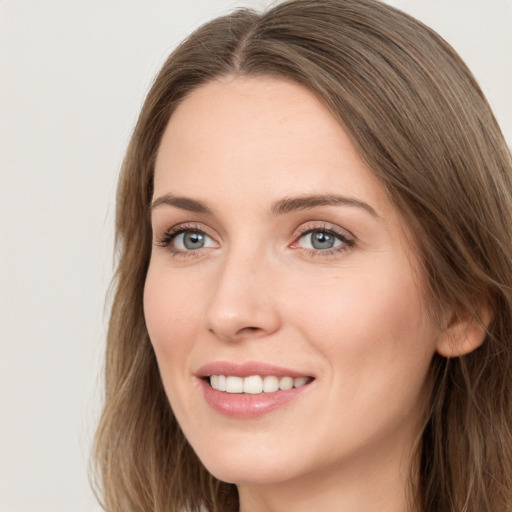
left=200, top=379, right=312, bottom=418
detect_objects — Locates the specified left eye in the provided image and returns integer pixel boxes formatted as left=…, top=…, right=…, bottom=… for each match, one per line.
left=173, top=231, right=216, bottom=250
left=297, top=230, right=346, bottom=250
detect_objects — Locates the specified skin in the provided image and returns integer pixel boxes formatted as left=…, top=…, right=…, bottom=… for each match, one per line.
left=144, top=76, right=454, bottom=512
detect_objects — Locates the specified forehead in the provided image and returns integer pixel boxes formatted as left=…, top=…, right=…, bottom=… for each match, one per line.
left=153, top=76, right=391, bottom=218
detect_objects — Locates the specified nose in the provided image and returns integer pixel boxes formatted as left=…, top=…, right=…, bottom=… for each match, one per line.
left=204, top=250, right=281, bottom=342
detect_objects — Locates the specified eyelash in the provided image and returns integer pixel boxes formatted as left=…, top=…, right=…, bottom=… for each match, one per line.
left=155, top=222, right=355, bottom=258
left=292, top=224, right=355, bottom=257
left=155, top=223, right=213, bottom=258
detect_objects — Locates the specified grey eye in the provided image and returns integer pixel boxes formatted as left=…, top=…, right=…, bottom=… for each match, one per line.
left=174, top=231, right=215, bottom=250
left=309, top=231, right=336, bottom=250
left=183, top=232, right=205, bottom=249
left=297, top=230, right=345, bottom=251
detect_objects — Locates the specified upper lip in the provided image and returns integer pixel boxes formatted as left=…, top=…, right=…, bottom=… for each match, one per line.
left=196, top=361, right=313, bottom=379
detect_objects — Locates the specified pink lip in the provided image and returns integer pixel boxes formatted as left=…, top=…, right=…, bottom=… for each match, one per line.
left=196, top=361, right=314, bottom=419
left=196, top=361, right=312, bottom=378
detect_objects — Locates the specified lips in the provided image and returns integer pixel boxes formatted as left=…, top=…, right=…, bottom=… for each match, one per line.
left=197, top=361, right=313, bottom=379
left=196, top=361, right=315, bottom=418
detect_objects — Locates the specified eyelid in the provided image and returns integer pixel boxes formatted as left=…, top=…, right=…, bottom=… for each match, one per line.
left=154, top=220, right=355, bottom=258
left=289, top=221, right=356, bottom=256
left=155, top=222, right=219, bottom=249
left=291, top=221, right=355, bottom=244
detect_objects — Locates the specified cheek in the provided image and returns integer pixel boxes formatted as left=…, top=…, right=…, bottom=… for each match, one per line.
left=287, top=263, right=438, bottom=391
left=143, top=265, right=203, bottom=366
left=298, top=263, right=429, bottom=335
left=308, top=274, right=437, bottom=447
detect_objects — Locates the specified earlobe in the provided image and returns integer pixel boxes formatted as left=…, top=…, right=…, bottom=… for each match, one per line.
left=436, top=306, right=492, bottom=358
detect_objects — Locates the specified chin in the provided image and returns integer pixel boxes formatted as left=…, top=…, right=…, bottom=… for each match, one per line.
left=193, top=441, right=306, bottom=485
left=204, top=461, right=298, bottom=486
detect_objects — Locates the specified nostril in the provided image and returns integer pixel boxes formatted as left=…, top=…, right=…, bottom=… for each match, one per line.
left=237, top=326, right=261, bottom=335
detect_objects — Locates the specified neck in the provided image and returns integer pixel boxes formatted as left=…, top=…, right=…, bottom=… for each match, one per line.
left=237, top=434, right=420, bottom=512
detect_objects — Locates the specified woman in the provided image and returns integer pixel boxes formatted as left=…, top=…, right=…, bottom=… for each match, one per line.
left=93, top=0, right=512, bottom=511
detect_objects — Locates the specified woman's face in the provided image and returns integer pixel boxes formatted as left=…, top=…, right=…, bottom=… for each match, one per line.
left=144, top=76, right=444, bottom=488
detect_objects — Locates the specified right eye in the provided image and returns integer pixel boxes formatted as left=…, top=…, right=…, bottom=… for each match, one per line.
left=156, top=225, right=219, bottom=256
left=172, top=230, right=216, bottom=251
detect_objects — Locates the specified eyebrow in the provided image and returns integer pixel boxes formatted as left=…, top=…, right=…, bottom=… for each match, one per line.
left=150, top=193, right=378, bottom=217
left=150, top=194, right=212, bottom=214
left=271, top=194, right=379, bottom=217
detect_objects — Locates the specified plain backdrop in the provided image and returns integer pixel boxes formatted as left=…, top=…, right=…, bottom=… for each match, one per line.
left=0, top=1, right=510, bottom=511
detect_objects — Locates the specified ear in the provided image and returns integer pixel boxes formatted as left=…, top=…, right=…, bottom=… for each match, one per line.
left=436, top=305, right=493, bottom=358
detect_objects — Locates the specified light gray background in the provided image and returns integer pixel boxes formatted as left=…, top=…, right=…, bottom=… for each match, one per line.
left=1, top=1, right=510, bottom=511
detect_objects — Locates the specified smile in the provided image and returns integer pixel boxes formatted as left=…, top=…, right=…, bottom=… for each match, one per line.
left=197, top=362, right=315, bottom=418
left=209, top=375, right=313, bottom=394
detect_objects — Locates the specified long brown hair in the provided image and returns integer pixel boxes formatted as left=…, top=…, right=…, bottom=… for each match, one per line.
left=92, top=1, right=512, bottom=510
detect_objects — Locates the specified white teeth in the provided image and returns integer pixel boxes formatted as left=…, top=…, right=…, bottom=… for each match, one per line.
left=279, top=376, right=293, bottom=390
left=263, top=375, right=279, bottom=392
left=243, top=375, right=263, bottom=394
left=217, top=374, right=226, bottom=392
left=225, top=376, right=244, bottom=393
left=209, top=375, right=312, bottom=393
left=293, top=377, right=309, bottom=388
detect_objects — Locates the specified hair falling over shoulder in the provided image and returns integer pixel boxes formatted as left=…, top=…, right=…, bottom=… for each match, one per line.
left=92, top=1, right=512, bottom=510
